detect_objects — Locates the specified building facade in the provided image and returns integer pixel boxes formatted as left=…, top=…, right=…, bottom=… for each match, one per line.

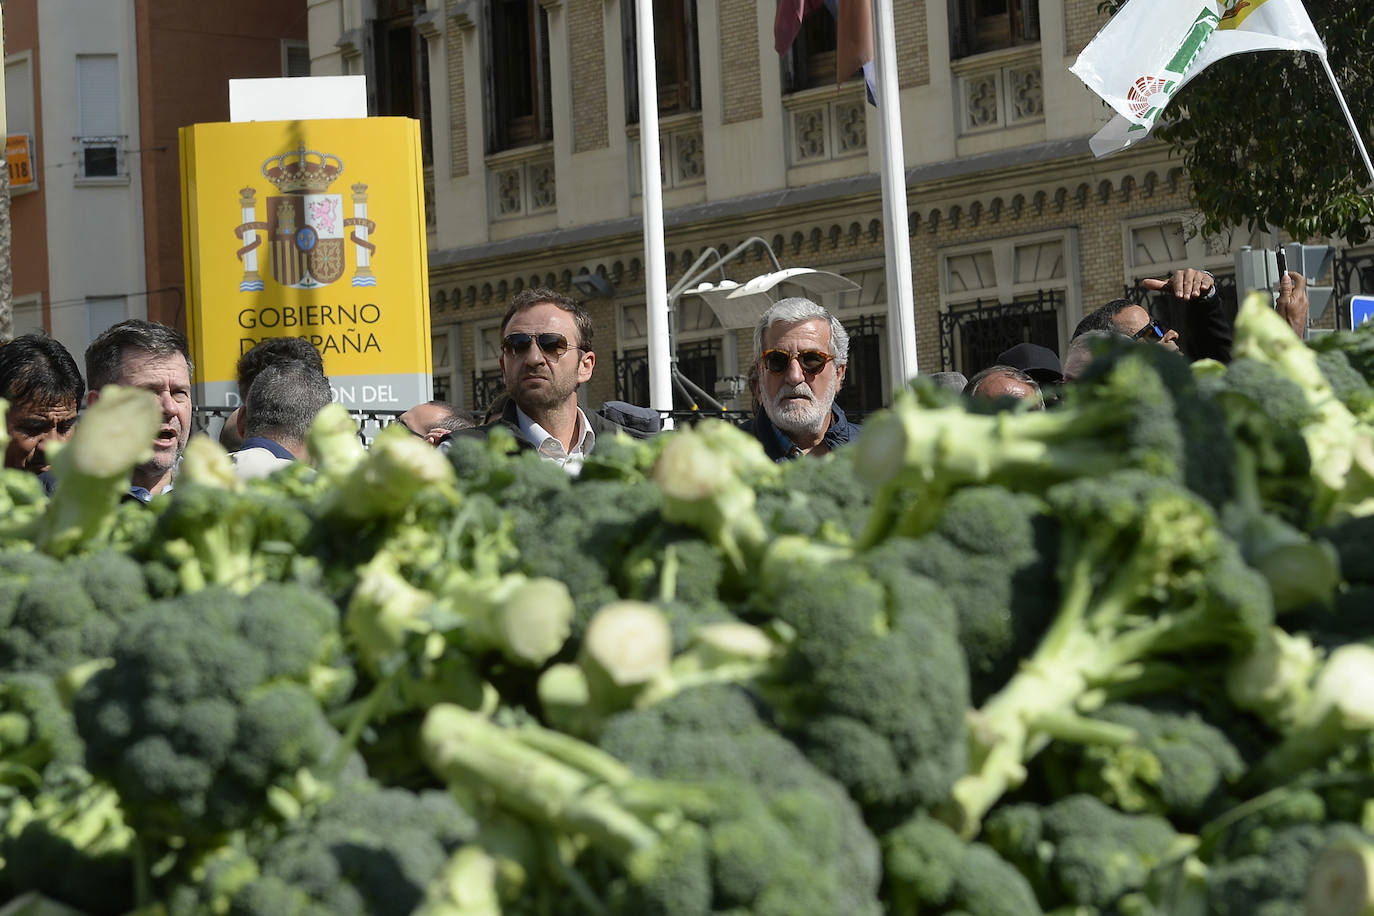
left=307, top=0, right=1365, bottom=417
left=4, top=0, right=308, bottom=360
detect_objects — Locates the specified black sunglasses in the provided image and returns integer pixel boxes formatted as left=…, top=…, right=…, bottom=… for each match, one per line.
left=1132, top=319, right=1169, bottom=342
left=502, top=332, right=583, bottom=359
left=760, top=348, right=836, bottom=375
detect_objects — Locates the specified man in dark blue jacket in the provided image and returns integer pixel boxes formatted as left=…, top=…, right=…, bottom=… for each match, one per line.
left=742, top=297, right=859, bottom=461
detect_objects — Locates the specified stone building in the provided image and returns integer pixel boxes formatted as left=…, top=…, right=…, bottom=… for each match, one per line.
left=306, top=0, right=1368, bottom=417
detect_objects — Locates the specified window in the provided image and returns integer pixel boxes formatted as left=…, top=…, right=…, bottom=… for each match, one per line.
left=372, top=3, right=433, bottom=166
left=6, top=53, right=37, bottom=193
left=950, top=0, right=1039, bottom=59
left=485, top=0, right=552, bottom=152
left=86, top=297, right=127, bottom=342
left=938, top=234, right=1076, bottom=375
left=470, top=322, right=505, bottom=412
left=433, top=329, right=456, bottom=404
left=624, top=0, right=700, bottom=121
left=282, top=41, right=311, bottom=78
left=1124, top=215, right=1253, bottom=344
left=783, top=8, right=837, bottom=92
left=77, top=55, right=121, bottom=178
left=11, top=296, right=43, bottom=337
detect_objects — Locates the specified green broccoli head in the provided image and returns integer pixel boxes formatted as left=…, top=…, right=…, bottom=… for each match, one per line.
left=0, top=672, right=84, bottom=778
left=73, top=589, right=338, bottom=841
left=0, top=558, right=120, bottom=675
left=882, top=812, right=1042, bottom=916
left=1207, top=822, right=1373, bottom=916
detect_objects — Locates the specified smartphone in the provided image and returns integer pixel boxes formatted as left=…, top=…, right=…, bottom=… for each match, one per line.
left=1276, top=246, right=1288, bottom=280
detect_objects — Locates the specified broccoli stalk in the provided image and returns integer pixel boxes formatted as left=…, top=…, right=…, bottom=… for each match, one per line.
left=1253, top=644, right=1374, bottom=785
left=319, top=423, right=458, bottom=522
left=948, top=472, right=1273, bottom=836
left=1306, top=835, right=1374, bottom=916
left=36, top=386, right=161, bottom=557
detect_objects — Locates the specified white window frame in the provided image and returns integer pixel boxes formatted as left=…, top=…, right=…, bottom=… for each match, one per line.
left=938, top=229, right=1082, bottom=355
left=75, top=54, right=125, bottom=183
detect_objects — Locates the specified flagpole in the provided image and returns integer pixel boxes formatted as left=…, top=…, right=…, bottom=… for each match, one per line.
left=1316, top=53, right=1374, bottom=186
left=873, top=0, right=918, bottom=381
left=635, top=0, right=673, bottom=422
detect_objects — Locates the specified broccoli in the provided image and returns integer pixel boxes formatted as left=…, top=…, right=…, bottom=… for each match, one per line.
left=1231, top=292, right=1374, bottom=523
left=424, top=689, right=883, bottom=916
left=0, top=551, right=145, bottom=676
left=1204, top=822, right=1373, bottom=916
left=213, top=781, right=475, bottom=916
left=0, top=765, right=137, bottom=915
left=752, top=446, right=870, bottom=545
left=983, top=794, right=1190, bottom=911
left=621, top=532, right=737, bottom=649
left=0, top=467, right=46, bottom=548
left=750, top=536, right=969, bottom=825
left=882, top=812, right=1042, bottom=915
left=949, top=470, right=1273, bottom=834
left=1308, top=320, right=1374, bottom=382
left=73, top=587, right=340, bottom=843
left=0, top=673, right=83, bottom=781
left=855, top=339, right=1235, bottom=543
left=151, top=481, right=314, bottom=594
left=316, top=423, right=459, bottom=523
left=36, top=386, right=162, bottom=557
left=872, top=486, right=1060, bottom=703
left=1315, top=348, right=1374, bottom=421
left=1038, top=700, right=1246, bottom=823
left=1305, top=831, right=1374, bottom=916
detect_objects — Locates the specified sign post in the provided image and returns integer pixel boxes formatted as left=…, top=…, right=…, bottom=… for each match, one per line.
left=179, top=118, right=432, bottom=411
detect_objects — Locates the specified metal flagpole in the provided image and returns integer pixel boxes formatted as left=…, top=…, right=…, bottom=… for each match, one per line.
left=1317, top=53, right=1374, bottom=186
left=635, top=0, right=674, bottom=422
left=872, top=0, right=918, bottom=383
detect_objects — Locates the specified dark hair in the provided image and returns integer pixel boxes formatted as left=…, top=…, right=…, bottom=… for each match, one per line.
left=500, top=288, right=594, bottom=351
left=235, top=337, right=325, bottom=393
left=1072, top=299, right=1136, bottom=340
left=245, top=360, right=333, bottom=444
left=412, top=400, right=478, bottom=433
left=84, top=319, right=192, bottom=391
left=0, top=334, right=85, bottom=408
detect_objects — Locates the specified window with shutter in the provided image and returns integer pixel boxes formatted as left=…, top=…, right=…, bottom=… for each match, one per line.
left=950, top=0, right=1039, bottom=58
left=485, top=0, right=552, bottom=152
left=624, top=0, right=701, bottom=123
left=76, top=55, right=121, bottom=178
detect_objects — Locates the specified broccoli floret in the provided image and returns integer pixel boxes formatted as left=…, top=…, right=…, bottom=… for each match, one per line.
left=0, top=673, right=83, bottom=779
left=73, top=588, right=338, bottom=843
left=1206, top=822, right=1372, bottom=916
left=69, top=549, right=152, bottom=619
left=317, top=423, right=459, bottom=522
left=225, top=782, right=474, bottom=916
left=949, top=471, right=1273, bottom=834
left=984, top=794, right=1186, bottom=911
left=0, top=549, right=63, bottom=627
left=621, top=531, right=736, bottom=648
left=152, top=482, right=314, bottom=594
left=855, top=340, right=1235, bottom=543
left=1308, top=321, right=1374, bottom=382
left=753, top=447, right=869, bottom=544
left=0, top=559, right=125, bottom=676
left=882, top=812, right=1042, bottom=915
left=1315, top=348, right=1374, bottom=420
left=874, top=486, right=1060, bottom=702
left=0, top=765, right=136, bottom=915
left=1040, top=700, right=1246, bottom=823
left=752, top=537, right=969, bottom=825
left=424, top=694, right=883, bottom=916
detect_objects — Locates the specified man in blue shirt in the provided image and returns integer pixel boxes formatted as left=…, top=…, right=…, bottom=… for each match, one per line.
left=743, top=297, right=859, bottom=461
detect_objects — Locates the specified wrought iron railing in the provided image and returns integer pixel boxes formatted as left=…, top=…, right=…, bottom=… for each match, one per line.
left=193, top=406, right=407, bottom=446
left=938, top=289, right=1061, bottom=375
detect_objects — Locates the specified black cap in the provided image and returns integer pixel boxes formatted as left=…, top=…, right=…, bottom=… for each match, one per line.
left=997, top=343, right=1064, bottom=385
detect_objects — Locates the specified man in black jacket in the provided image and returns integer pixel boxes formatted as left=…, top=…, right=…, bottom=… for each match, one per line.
left=455, top=288, right=638, bottom=472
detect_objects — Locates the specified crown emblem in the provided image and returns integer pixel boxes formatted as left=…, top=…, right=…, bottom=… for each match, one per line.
left=261, top=143, right=344, bottom=193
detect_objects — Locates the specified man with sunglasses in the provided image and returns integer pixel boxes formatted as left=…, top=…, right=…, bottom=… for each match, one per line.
left=743, top=297, right=859, bottom=461
left=455, top=288, right=632, bottom=471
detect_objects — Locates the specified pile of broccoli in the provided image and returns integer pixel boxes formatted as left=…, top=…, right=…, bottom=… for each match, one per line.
left=4, top=294, right=1374, bottom=915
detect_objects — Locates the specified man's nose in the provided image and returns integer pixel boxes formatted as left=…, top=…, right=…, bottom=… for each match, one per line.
left=783, top=356, right=807, bottom=385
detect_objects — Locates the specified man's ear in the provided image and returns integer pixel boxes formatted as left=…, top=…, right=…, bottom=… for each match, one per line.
left=85, top=389, right=100, bottom=408
left=578, top=350, right=595, bottom=384
left=424, top=428, right=450, bottom=446
left=836, top=362, right=847, bottom=390
left=235, top=406, right=247, bottom=438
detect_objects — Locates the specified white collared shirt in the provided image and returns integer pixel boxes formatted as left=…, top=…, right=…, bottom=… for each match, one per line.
left=514, top=406, right=595, bottom=475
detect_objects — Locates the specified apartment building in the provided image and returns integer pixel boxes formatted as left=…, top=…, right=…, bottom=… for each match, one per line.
left=308, top=0, right=1368, bottom=416
left=4, top=0, right=308, bottom=360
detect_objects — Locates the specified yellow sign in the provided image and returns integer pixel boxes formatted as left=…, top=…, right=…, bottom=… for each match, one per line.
left=6, top=135, right=36, bottom=191
left=179, top=118, right=431, bottom=410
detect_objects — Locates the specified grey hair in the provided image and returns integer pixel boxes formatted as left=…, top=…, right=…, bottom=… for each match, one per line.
left=753, top=297, right=849, bottom=366
left=245, top=361, right=334, bottom=445
left=965, top=364, right=1044, bottom=410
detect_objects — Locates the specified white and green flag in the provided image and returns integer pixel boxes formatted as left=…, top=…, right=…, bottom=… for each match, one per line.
left=1072, top=0, right=1325, bottom=157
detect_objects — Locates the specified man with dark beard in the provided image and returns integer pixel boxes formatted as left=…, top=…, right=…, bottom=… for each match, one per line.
left=743, top=297, right=859, bottom=461
left=455, top=288, right=634, bottom=473
left=84, top=320, right=193, bottom=502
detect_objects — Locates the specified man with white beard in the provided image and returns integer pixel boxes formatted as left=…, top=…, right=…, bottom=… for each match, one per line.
left=743, top=297, right=859, bottom=461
